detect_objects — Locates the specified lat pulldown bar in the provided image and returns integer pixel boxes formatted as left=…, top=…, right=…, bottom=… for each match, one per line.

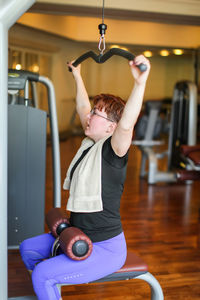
left=69, top=48, right=147, bottom=72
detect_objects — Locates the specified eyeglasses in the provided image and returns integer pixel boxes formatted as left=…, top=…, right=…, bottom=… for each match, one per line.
left=90, top=109, right=114, bottom=122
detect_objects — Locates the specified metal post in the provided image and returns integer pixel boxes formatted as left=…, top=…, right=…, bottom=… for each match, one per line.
left=136, top=272, right=164, bottom=300
left=0, top=1, right=35, bottom=299
left=39, top=76, right=61, bottom=208
left=194, top=49, right=199, bottom=86
left=187, top=82, right=197, bottom=146
left=0, top=20, right=9, bottom=300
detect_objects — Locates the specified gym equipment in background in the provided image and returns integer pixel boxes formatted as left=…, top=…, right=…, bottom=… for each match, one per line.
left=8, top=69, right=61, bottom=248
left=177, top=145, right=200, bottom=181
left=133, top=80, right=198, bottom=184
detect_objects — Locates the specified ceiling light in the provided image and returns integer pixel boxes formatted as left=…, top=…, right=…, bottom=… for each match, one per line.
left=173, top=49, right=184, bottom=55
left=143, top=51, right=153, bottom=58
left=32, top=65, right=39, bottom=72
left=160, top=50, right=170, bottom=57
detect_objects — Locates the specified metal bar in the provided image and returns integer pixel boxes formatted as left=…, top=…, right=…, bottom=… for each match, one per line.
left=0, top=20, right=9, bottom=300
left=25, top=80, right=29, bottom=106
left=187, top=82, right=197, bottom=146
left=31, top=82, right=38, bottom=108
left=0, top=1, right=35, bottom=299
left=39, top=75, right=61, bottom=208
left=136, top=272, right=164, bottom=300
left=0, top=0, right=35, bottom=29
left=144, top=109, right=159, bottom=141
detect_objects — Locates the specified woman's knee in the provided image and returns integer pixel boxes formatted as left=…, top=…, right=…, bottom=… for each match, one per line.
left=19, top=235, right=52, bottom=271
left=32, top=261, right=60, bottom=299
left=19, top=238, right=30, bottom=254
left=19, top=239, right=34, bottom=270
left=32, top=262, right=44, bottom=284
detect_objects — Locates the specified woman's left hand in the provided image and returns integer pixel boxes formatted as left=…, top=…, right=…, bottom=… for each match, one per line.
left=129, top=55, right=151, bottom=85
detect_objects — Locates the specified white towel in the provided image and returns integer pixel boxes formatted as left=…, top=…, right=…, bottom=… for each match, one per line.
left=63, top=136, right=110, bottom=213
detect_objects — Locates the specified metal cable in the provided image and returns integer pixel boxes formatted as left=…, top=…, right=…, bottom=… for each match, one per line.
left=102, top=0, right=105, bottom=23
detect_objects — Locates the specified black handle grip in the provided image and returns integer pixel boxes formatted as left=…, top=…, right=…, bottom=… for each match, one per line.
left=68, top=48, right=147, bottom=72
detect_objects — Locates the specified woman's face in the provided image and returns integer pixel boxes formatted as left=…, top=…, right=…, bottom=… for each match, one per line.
left=85, top=107, right=115, bottom=142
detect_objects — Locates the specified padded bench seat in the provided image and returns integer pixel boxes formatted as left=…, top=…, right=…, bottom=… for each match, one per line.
left=181, top=145, right=200, bottom=166
left=177, top=145, right=200, bottom=181
left=180, top=145, right=200, bottom=157
left=92, top=251, right=148, bottom=282
left=188, top=151, right=200, bottom=166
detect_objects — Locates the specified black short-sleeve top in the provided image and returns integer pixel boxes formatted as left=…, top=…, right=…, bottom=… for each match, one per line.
left=69, top=136, right=128, bottom=242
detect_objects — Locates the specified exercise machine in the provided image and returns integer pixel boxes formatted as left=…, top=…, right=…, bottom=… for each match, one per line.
left=8, top=69, right=61, bottom=248
left=133, top=81, right=198, bottom=184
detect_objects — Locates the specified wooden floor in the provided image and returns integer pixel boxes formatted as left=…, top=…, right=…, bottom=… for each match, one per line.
left=8, top=136, right=200, bottom=299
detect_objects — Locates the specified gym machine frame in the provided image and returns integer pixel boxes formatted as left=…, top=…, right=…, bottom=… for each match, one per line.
left=8, top=69, right=61, bottom=208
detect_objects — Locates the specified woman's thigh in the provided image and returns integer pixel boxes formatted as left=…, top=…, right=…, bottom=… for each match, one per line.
left=20, top=233, right=55, bottom=270
left=33, top=232, right=127, bottom=284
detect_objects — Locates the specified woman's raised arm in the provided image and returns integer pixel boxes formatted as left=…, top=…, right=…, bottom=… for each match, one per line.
left=111, top=55, right=151, bottom=157
left=67, top=62, right=91, bottom=130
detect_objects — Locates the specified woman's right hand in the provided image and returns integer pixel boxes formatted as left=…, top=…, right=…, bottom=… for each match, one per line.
left=129, top=55, right=150, bottom=86
left=67, top=61, right=81, bottom=79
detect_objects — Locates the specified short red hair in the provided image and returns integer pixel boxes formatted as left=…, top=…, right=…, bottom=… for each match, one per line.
left=93, top=94, right=125, bottom=123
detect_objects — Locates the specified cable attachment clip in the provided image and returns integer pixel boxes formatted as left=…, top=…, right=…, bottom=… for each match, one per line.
left=98, top=23, right=107, bottom=54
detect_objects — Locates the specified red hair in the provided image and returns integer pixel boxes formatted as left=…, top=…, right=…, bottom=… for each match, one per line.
left=93, top=94, right=125, bottom=123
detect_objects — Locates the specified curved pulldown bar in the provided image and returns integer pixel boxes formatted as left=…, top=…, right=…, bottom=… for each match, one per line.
left=69, top=48, right=147, bottom=72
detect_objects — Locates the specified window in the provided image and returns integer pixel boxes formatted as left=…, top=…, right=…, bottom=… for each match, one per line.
left=8, top=47, right=52, bottom=110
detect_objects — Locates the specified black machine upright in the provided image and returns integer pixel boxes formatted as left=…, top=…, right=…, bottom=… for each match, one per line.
left=8, top=70, right=61, bottom=248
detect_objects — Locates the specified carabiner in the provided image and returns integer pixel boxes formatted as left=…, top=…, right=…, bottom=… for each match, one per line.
left=98, top=34, right=106, bottom=54
left=98, top=23, right=107, bottom=54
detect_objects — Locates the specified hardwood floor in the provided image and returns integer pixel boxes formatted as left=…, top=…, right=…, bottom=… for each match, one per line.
left=8, top=136, right=200, bottom=299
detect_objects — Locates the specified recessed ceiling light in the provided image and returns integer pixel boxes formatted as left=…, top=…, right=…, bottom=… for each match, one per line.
left=173, top=49, right=184, bottom=55
left=143, top=51, right=153, bottom=58
left=160, top=50, right=170, bottom=57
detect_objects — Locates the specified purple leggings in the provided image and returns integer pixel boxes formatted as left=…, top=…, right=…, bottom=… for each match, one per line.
left=20, top=232, right=127, bottom=300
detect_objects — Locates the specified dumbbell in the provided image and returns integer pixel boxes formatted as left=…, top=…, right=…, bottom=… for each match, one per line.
left=46, top=208, right=93, bottom=261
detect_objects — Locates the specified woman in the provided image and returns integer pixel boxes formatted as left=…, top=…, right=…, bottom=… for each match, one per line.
left=20, top=55, right=150, bottom=300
